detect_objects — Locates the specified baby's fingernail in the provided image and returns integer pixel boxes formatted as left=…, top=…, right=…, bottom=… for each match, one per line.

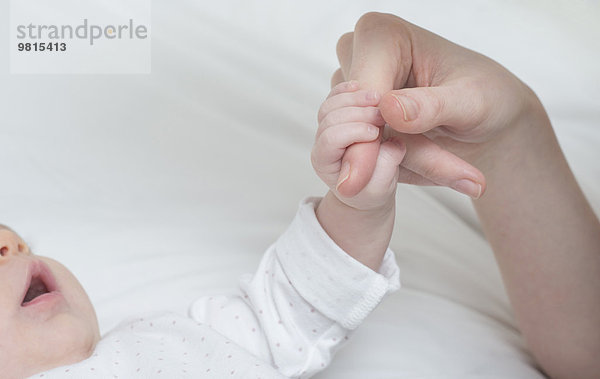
left=336, top=162, right=351, bottom=191
left=392, top=94, right=418, bottom=122
left=451, top=179, right=482, bottom=199
left=348, top=80, right=359, bottom=88
left=366, top=90, right=380, bottom=102
left=367, top=124, right=379, bottom=136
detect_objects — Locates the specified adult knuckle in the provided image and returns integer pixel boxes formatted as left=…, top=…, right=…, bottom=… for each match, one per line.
left=331, top=69, right=345, bottom=88
left=355, top=12, right=386, bottom=30
left=336, top=32, right=353, bottom=55
left=355, top=12, right=405, bottom=33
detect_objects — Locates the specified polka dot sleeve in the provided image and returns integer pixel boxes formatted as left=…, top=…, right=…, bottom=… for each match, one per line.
left=189, top=196, right=400, bottom=378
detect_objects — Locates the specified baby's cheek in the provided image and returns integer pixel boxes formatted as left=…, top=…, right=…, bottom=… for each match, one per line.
left=0, top=327, right=18, bottom=365
left=38, top=312, right=97, bottom=368
left=0, top=286, right=96, bottom=377
left=7, top=323, right=43, bottom=377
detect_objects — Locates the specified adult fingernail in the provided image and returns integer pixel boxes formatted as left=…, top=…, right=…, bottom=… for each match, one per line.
left=336, top=162, right=351, bottom=191
left=392, top=94, right=418, bottom=121
left=452, top=179, right=482, bottom=199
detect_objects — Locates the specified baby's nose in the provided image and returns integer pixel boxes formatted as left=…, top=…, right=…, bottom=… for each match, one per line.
left=0, top=228, right=27, bottom=258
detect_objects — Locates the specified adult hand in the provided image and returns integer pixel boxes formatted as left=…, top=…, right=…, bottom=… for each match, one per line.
left=332, top=12, right=536, bottom=199
left=332, top=13, right=600, bottom=379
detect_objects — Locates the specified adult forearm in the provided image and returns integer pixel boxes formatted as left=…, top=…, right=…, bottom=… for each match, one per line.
left=471, top=96, right=600, bottom=378
left=315, top=191, right=395, bottom=271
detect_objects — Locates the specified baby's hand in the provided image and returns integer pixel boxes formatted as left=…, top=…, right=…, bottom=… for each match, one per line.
left=312, top=81, right=406, bottom=211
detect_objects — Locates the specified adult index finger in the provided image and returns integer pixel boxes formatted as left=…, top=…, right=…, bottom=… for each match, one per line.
left=336, top=12, right=414, bottom=197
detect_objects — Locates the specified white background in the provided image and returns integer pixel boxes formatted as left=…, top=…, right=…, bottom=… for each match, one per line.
left=1, top=1, right=599, bottom=377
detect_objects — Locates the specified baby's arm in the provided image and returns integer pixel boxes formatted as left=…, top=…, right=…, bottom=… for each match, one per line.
left=191, top=198, right=399, bottom=377
left=189, top=82, right=405, bottom=378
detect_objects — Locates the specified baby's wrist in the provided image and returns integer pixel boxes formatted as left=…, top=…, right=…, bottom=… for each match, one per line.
left=331, top=188, right=396, bottom=215
left=328, top=190, right=395, bottom=219
left=316, top=191, right=395, bottom=271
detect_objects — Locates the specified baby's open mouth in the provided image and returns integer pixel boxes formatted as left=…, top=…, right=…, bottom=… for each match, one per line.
left=22, top=275, right=50, bottom=305
left=21, top=260, right=59, bottom=307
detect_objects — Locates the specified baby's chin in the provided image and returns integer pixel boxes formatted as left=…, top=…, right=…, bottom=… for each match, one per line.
left=15, top=307, right=100, bottom=378
left=24, top=339, right=97, bottom=379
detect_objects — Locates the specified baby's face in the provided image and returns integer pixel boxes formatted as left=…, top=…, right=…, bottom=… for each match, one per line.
left=0, top=225, right=100, bottom=379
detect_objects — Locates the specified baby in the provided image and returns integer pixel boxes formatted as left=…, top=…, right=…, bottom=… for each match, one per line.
left=1, top=81, right=405, bottom=379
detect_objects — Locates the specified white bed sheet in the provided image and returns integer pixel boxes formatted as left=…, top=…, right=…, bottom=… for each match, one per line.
left=1, top=0, right=598, bottom=378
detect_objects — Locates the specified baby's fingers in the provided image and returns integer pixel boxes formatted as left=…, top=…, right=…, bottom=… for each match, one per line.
left=317, top=106, right=384, bottom=139
left=311, top=122, right=380, bottom=170
left=318, top=90, right=381, bottom=123
left=328, top=80, right=358, bottom=98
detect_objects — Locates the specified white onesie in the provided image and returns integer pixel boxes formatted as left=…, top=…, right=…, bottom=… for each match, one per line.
left=34, top=197, right=400, bottom=379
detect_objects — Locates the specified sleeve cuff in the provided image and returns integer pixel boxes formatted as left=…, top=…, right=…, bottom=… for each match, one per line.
left=275, top=196, right=400, bottom=330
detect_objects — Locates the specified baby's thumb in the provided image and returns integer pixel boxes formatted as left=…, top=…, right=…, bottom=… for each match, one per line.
left=335, top=141, right=379, bottom=198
